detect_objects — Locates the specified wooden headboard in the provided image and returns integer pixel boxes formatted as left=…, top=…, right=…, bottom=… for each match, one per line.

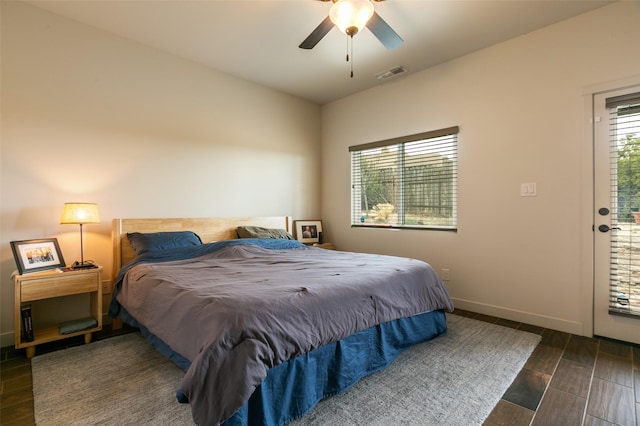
left=111, top=216, right=292, bottom=280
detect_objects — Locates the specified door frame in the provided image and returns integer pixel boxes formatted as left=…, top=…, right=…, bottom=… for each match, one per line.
left=581, top=75, right=640, bottom=340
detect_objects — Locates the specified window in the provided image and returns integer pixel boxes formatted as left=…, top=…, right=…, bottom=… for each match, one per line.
left=350, top=126, right=458, bottom=230
left=607, top=91, right=640, bottom=317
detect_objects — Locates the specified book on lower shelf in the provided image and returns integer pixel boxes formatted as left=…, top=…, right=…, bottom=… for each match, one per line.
left=59, top=317, right=98, bottom=335
left=20, top=304, right=34, bottom=342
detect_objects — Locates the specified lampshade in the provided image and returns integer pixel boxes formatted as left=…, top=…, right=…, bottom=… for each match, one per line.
left=60, top=203, right=100, bottom=225
left=329, top=0, right=375, bottom=36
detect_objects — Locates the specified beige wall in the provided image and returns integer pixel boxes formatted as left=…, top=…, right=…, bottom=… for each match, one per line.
left=320, top=1, right=640, bottom=335
left=0, top=2, right=321, bottom=346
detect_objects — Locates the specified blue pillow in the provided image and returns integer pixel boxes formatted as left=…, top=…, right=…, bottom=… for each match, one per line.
left=127, top=231, right=202, bottom=255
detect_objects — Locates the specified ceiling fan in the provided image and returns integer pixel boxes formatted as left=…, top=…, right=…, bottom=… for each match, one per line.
left=299, top=0, right=403, bottom=51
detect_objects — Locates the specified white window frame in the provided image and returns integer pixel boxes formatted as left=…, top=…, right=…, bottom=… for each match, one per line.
left=350, top=126, right=458, bottom=231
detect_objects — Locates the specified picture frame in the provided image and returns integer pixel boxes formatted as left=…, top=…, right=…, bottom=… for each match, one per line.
left=294, top=220, right=323, bottom=245
left=10, top=238, right=66, bottom=275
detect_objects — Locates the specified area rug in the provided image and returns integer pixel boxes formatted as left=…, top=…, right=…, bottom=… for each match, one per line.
left=32, top=314, right=540, bottom=425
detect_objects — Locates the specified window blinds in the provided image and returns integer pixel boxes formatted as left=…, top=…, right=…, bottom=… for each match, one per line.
left=350, top=127, right=458, bottom=230
left=607, top=91, right=640, bottom=317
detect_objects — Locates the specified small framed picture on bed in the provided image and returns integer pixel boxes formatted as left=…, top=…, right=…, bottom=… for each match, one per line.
left=294, top=220, right=323, bottom=244
left=10, top=238, right=66, bottom=274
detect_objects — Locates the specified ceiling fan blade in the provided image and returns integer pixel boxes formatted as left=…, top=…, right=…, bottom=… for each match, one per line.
left=299, top=16, right=334, bottom=49
left=366, top=12, right=403, bottom=50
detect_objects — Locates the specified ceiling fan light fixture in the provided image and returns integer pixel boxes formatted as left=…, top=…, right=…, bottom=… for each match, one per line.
left=329, top=0, right=375, bottom=36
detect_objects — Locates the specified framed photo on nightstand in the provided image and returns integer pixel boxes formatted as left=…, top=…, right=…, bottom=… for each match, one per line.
left=294, top=220, right=323, bottom=245
left=10, top=238, right=66, bottom=274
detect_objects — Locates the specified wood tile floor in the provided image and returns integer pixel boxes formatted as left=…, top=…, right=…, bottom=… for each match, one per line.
left=1, top=311, right=638, bottom=425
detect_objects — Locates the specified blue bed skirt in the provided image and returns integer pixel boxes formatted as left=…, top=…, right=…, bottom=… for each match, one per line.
left=117, top=309, right=447, bottom=426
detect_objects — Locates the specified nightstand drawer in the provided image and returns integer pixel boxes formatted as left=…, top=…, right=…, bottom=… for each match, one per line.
left=21, top=273, right=99, bottom=301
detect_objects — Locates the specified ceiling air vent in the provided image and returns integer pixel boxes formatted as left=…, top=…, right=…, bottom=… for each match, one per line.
left=376, top=66, right=407, bottom=81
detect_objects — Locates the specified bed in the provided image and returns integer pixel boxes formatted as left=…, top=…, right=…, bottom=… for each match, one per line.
left=109, top=216, right=454, bottom=426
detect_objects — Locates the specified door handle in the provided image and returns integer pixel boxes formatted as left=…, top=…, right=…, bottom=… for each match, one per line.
left=598, top=224, right=621, bottom=232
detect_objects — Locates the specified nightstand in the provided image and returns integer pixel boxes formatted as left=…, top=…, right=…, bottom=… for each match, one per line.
left=14, top=266, right=103, bottom=358
left=313, top=242, right=336, bottom=250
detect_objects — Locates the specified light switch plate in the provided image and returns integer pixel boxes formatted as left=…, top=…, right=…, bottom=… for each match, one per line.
left=520, top=183, right=537, bottom=197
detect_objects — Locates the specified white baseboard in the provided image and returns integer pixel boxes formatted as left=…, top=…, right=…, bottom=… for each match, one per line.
left=452, top=297, right=584, bottom=336
left=3, top=302, right=583, bottom=350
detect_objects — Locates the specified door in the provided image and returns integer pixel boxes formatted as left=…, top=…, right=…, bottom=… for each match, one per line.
left=593, top=87, right=640, bottom=344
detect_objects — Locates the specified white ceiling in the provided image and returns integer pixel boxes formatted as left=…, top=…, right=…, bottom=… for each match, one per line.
left=26, top=0, right=613, bottom=105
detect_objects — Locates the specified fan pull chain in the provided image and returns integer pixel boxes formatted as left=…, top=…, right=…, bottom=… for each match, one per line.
left=346, top=35, right=349, bottom=62
left=350, top=35, right=354, bottom=78
left=345, top=35, right=354, bottom=78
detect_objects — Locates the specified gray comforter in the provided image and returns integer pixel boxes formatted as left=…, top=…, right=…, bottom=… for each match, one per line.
left=116, top=243, right=454, bottom=425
